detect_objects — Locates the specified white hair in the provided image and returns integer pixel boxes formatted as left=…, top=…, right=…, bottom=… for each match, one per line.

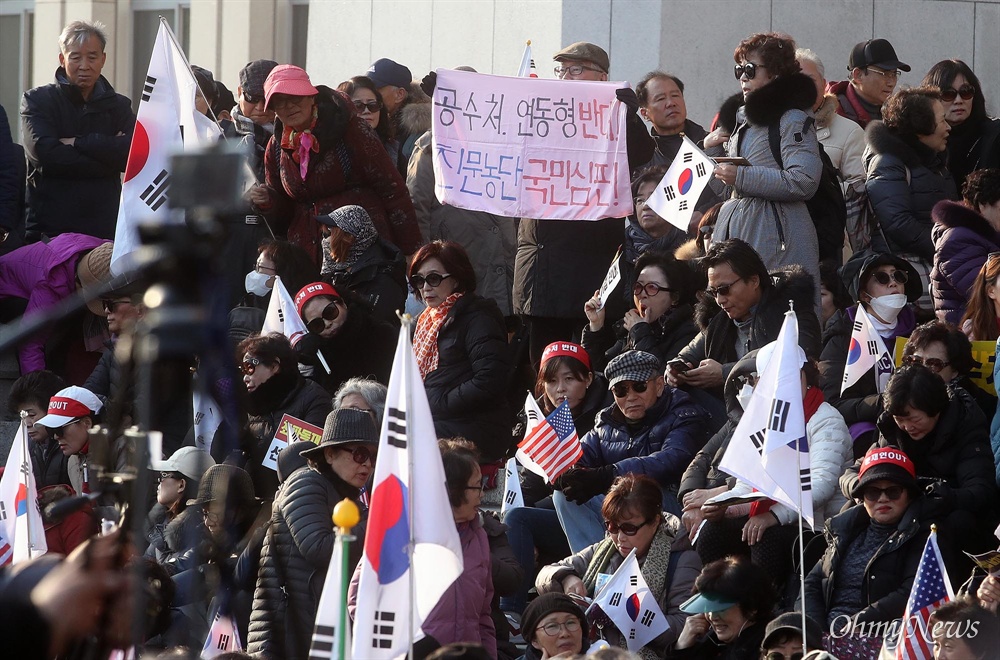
left=59, top=20, right=108, bottom=53
left=795, top=47, right=825, bottom=79
left=333, top=377, right=388, bottom=425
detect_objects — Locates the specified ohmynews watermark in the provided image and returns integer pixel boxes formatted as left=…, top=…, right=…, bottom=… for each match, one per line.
left=829, top=614, right=981, bottom=643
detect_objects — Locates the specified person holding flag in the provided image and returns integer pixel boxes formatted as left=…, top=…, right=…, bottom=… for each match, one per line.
left=536, top=475, right=702, bottom=657
left=820, top=253, right=922, bottom=456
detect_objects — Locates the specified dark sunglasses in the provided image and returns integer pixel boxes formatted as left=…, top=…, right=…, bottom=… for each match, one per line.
left=409, top=273, right=453, bottom=290
left=339, top=445, right=376, bottom=465
left=611, top=380, right=650, bottom=398
left=605, top=519, right=651, bottom=536
left=902, top=354, right=950, bottom=373
left=862, top=485, right=905, bottom=502
left=940, top=84, right=975, bottom=103
left=871, top=270, right=908, bottom=286
left=765, top=653, right=804, bottom=660
left=734, top=62, right=764, bottom=80
left=240, top=356, right=262, bottom=376
left=633, top=282, right=672, bottom=297
left=306, top=301, right=341, bottom=334
left=353, top=99, right=381, bottom=113
left=158, top=471, right=183, bottom=482
left=705, top=279, right=741, bottom=299
left=52, top=418, right=83, bottom=438
left=102, top=298, right=132, bottom=313
left=241, top=89, right=263, bottom=104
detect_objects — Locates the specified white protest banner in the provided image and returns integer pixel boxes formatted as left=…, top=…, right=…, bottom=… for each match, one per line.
left=596, top=248, right=623, bottom=311
left=645, top=135, right=715, bottom=231
left=432, top=69, right=633, bottom=221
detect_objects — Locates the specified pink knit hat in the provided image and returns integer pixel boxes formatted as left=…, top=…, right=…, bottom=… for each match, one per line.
left=264, top=64, right=318, bottom=109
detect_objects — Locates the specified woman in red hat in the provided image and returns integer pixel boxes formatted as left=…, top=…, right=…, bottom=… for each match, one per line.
left=252, top=64, right=421, bottom=266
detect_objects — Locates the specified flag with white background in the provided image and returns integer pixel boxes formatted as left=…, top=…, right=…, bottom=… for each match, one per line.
left=645, top=135, right=714, bottom=231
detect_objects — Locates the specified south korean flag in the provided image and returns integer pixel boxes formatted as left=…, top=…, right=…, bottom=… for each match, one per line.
left=588, top=548, right=669, bottom=652
left=645, top=135, right=715, bottom=231
left=500, top=456, right=524, bottom=516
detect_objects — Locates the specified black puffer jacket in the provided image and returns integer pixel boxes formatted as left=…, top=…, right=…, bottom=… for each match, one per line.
left=804, top=499, right=935, bottom=627
left=247, top=466, right=368, bottom=660
left=581, top=303, right=699, bottom=374
left=324, top=237, right=407, bottom=327
left=864, top=120, right=959, bottom=262
left=676, top=266, right=821, bottom=398
left=146, top=505, right=207, bottom=570
left=423, top=293, right=512, bottom=461
left=20, top=68, right=134, bottom=240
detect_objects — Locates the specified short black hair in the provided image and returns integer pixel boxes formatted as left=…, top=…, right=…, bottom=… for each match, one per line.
left=819, top=258, right=852, bottom=311
left=883, top=365, right=949, bottom=418
left=928, top=595, right=1000, bottom=659
left=439, top=437, right=480, bottom=508
left=631, top=165, right=667, bottom=199
left=883, top=86, right=942, bottom=137
left=962, top=169, right=1000, bottom=211
left=922, top=59, right=988, bottom=127
left=8, top=370, right=66, bottom=415
left=701, top=239, right=772, bottom=289
left=634, top=250, right=699, bottom=307
left=236, top=332, right=297, bottom=375
left=694, top=556, right=776, bottom=624
left=903, top=321, right=978, bottom=376
left=635, top=71, right=685, bottom=106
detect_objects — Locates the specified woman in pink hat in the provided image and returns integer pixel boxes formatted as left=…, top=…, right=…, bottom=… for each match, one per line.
left=252, top=64, right=421, bottom=267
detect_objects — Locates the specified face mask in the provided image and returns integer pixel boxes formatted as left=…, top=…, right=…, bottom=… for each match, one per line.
left=736, top=382, right=755, bottom=411
left=867, top=293, right=907, bottom=323
left=245, top=270, right=272, bottom=297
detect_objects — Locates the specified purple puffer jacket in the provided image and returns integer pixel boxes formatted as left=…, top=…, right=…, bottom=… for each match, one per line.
left=931, top=199, right=1000, bottom=325
left=421, top=516, right=497, bottom=657
left=0, top=233, right=108, bottom=373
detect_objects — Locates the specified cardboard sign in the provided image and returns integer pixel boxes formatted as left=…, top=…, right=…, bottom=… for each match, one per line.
left=261, top=414, right=324, bottom=472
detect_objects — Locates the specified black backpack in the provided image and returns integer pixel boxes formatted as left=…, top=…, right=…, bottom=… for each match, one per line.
left=767, top=120, right=847, bottom=265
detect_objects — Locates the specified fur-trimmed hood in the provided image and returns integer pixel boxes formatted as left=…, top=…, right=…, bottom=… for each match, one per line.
left=743, top=73, right=817, bottom=126
left=814, top=93, right=838, bottom=129
left=38, top=484, right=77, bottom=526
left=932, top=199, right=998, bottom=241
left=674, top=238, right=703, bottom=262
left=864, top=120, right=941, bottom=169
left=399, top=84, right=432, bottom=137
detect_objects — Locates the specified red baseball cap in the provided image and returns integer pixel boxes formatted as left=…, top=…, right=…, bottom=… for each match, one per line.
left=540, top=341, right=591, bottom=371
left=294, top=282, right=340, bottom=317
left=852, top=446, right=917, bottom=498
left=36, top=386, right=103, bottom=429
left=264, top=64, right=319, bottom=110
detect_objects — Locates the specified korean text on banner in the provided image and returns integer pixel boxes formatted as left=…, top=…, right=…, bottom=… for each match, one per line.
left=431, top=69, right=632, bottom=221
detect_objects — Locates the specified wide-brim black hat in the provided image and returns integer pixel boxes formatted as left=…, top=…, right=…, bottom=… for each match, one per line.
left=301, top=407, right=379, bottom=459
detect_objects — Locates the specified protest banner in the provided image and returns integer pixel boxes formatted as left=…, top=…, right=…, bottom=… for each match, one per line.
left=892, top=337, right=996, bottom=395
left=432, top=69, right=632, bottom=221
left=596, top=247, right=623, bottom=311
left=261, top=413, right=323, bottom=472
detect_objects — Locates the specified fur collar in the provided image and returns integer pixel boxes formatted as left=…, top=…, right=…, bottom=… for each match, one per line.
left=674, top=238, right=703, bottom=262
left=743, top=73, right=817, bottom=126
left=399, top=97, right=432, bottom=136
left=864, top=120, right=940, bottom=169
left=932, top=199, right=1000, bottom=240
left=694, top=265, right=817, bottom=328
left=814, top=94, right=837, bottom=129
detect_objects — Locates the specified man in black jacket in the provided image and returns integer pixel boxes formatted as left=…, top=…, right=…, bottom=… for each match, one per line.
left=20, top=20, right=134, bottom=242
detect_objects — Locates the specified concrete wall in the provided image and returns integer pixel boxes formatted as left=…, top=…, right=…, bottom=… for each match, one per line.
left=306, top=0, right=1000, bottom=130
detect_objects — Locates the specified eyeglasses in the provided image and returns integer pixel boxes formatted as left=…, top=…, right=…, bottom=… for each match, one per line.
left=338, top=445, right=376, bottom=465
left=353, top=99, right=381, bottom=113
left=633, top=282, right=673, bottom=298
left=537, top=619, right=581, bottom=637
left=241, top=89, right=263, bottom=105
left=611, top=380, right=651, bottom=398
left=202, top=508, right=221, bottom=524
left=240, top=356, right=262, bottom=376
left=270, top=94, right=308, bottom=109
left=866, top=67, right=901, bottom=80
left=862, top=485, right=905, bottom=502
left=902, top=354, right=950, bottom=373
left=554, top=64, right=604, bottom=78
left=765, top=652, right=804, bottom=660
left=158, top=471, right=183, bottom=482
left=52, top=418, right=83, bottom=438
left=705, top=279, right=741, bottom=299
left=465, top=482, right=485, bottom=492
left=306, top=301, right=342, bottom=334
left=870, top=270, right=908, bottom=286
left=254, top=263, right=276, bottom=274
left=940, top=84, right=975, bottom=103
left=605, top=519, right=652, bottom=536
left=734, top=62, right=765, bottom=80
left=101, top=298, right=133, bottom=313
left=409, top=273, right=452, bottom=290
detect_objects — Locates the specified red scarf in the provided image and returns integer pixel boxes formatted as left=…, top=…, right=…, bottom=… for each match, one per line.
left=413, top=293, right=463, bottom=378
left=749, top=386, right=825, bottom=517
left=280, top=105, right=319, bottom=180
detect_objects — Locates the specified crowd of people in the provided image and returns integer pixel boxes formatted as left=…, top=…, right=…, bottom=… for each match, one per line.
left=2, top=16, right=1000, bottom=660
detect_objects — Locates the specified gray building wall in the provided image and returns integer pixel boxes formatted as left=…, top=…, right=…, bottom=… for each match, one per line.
left=307, top=0, right=1000, bottom=132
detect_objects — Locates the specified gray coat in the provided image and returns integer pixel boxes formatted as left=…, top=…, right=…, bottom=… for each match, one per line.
left=715, top=73, right=822, bottom=286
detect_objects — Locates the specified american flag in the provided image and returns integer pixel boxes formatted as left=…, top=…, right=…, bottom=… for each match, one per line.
left=516, top=400, right=581, bottom=481
left=890, top=526, right=953, bottom=660
left=0, top=535, right=11, bottom=566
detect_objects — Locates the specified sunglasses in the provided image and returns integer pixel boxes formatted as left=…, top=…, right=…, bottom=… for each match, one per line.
left=862, top=485, right=905, bottom=502
left=102, top=298, right=133, bottom=313
left=339, top=445, right=376, bottom=465
left=52, top=418, right=83, bottom=438
left=605, top=519, right=652, bottom=536
left=870, top=270, right=908, bottom=286
left=734, top=62, right=765, bottom=80
left=241, top=89, right=263, bottom=105
left=611, top=380, right=651, bottom=398
left=353, top=99, right=381, bottom=113
left=633, top=282, right=672, bottom=298
left=705, top=279, right=741, bottom=299
left=158, top=471, right=183, bottom=482
left=765, top=653, right=804, bottom=660
left=306, top=301, right=342, bottom=334
left=409, top=273, right=452, bottom=290
left=941, top=84, right=975, bottom=103
left=902, top=354, right=950, bottom=373
left=240, top=356, right=262, bottom=376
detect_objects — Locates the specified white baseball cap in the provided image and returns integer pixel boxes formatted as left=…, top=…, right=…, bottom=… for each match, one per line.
left=35, top=386, right=103, bottom=429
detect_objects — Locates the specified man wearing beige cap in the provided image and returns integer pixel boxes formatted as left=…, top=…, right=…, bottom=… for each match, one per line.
left=513, top=42, right=654, bottom=365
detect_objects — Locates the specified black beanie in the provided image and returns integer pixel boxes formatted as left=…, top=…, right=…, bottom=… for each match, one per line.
left=521, top=592, right=589, bottom=645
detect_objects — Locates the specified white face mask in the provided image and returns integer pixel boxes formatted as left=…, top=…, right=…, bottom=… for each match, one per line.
left=736, top=382, right=755, bottom=412
left=245, top=270, right=272, bottom=297
left=867, top=293, right=907, bottom=323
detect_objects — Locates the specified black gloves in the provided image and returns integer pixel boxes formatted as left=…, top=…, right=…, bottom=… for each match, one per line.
left=924, top=479, right=954, bottom=506
left=420, top=71, right=437, bottom=97
left=294, top=333, right=322, bottom=365
left=615, top=87, right=640, bottom=113
left=557, top=466, right=616, bottom=504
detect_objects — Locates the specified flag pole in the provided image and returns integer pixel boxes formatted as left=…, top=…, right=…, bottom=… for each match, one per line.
left=333, top=499, right=359, bottom=660
left=787, top=299, right=809, bottom=655
left=400, top=311, right=417, bottom=660
left=17, top=411, right=36, bottom=558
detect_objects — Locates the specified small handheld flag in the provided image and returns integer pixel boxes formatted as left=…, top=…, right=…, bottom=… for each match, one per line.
left=308, top=500, right=359, bottom=660
left=517, top=40, right=538, bottom=78
left=516, top=400, right=582, bottom=482
left=645, top=136, right=715, bottom=231
left=841, top=305, right=893, bottom=395
left=500, top=457, right=525, bottom=515
left=588, top=548, right=669, bottom=652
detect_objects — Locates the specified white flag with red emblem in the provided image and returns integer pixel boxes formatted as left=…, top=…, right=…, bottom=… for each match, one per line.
left=0, top=421, right=47, bottom=565
left=517, top=41, right=538, bottom=77
left=111, top=18, right=221, bottom=274
left=261, top=276, right=309, bottom=347
left=645, top=135, right=714, bottom=231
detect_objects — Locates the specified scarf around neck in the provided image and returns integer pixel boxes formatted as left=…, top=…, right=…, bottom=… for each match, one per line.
left=280, top=104, right=319, bottom=180
left=414, top=292, right=463, bottom=378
